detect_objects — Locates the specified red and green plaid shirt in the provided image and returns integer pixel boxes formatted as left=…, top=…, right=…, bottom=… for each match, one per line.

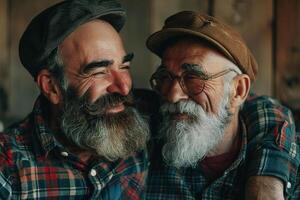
left=1, top=92, right=299, bottom=199
left=146, top=95, right=300, bottom=200
left=0, top=96, right=148, bottom=199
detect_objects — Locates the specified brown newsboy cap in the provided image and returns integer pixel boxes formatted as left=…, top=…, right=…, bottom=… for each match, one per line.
left=19, top=0, right=126, bottom=78
left=147, top=11, right=258, bottom=81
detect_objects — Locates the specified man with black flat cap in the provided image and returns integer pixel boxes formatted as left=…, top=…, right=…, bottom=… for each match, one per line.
left=0, top=0, right=150, bottom=199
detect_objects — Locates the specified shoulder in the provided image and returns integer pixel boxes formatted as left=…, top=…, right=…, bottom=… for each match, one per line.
left=0, top=114, right=35, bottom=166
left=241, top=94, right=295, bottom=142
left=242, top=95, right=300, bottom=197
left=242, top=94, right=293, bottom=124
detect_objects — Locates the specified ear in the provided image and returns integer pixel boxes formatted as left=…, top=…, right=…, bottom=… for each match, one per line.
left=230, top=74, right=251, bottom=108
left=36, top=69, right=62, bottom=105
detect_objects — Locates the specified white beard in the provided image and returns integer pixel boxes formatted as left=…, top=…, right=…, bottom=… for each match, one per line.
left=159, top=94, right=232, bottom=168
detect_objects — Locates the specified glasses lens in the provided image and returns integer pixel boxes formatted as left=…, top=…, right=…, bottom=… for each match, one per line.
left=150, top=71, right=172, bottom=93
left=182, top=72, right=205, bottom=95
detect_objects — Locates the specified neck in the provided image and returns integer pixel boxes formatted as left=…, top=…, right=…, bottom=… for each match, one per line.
left=207, top=111, right=240, bottom=157
left=49, top=103, right=61, bottom=131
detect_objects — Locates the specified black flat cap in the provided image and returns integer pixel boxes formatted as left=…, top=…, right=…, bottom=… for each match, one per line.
left=19, top=0, right=126, bottom=78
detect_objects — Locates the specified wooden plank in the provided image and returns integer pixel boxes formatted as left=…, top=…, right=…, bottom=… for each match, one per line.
left=0, top=0, right=8, bottom=90
left=214, top=0, right=273, bottom=96
left=149, top=0, right=210, bottom=75
left=120, top=0, right=152, bottom=89
left=8, top=0, right=60, bottom=118
left=150, top=0, right=209, bottom=32
left=275, top=0, right=300, bottom=111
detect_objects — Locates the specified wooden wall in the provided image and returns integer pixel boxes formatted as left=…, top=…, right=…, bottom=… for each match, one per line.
left=0, top=0, right=8, bottom=95
left=214, top=0, right=273, bottom=96
left=276, top=0, right=300, bottom=127
left=149, top=0, right=210, bottom=75
left=8, top=0, right=61, bottom=116
left=121, top=0, right=152, bottom=89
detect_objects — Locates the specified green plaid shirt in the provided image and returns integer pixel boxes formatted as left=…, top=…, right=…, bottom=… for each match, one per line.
left=0, top=96, right=148, bottom=200
left=146, top=95, right=300, bottom=200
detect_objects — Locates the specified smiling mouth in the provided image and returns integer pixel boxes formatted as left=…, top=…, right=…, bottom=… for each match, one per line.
left=105, top=103, right=125, bottom=114
left=84, top=102, right=126, bottom=116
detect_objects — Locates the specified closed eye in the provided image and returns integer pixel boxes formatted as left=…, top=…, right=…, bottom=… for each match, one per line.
left=120, top=64, right=131, bottom=70
left=83, top=60, right=113, bottom=74
left=92, top=70, right=107, bottom=76
left=120, top=53, right=134, bottom=70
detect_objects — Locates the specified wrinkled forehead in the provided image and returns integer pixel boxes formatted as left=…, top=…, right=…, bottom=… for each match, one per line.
left=59, top=19, right=124, bottom=53
left=58, top=20, right=126, bottom=70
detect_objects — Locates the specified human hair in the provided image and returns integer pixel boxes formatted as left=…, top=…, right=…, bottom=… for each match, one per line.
left=223, top=64, right=242, bottom=83
left=223, top=64, right=245, bottom=109
left=46, top=48, right=68, bottom=90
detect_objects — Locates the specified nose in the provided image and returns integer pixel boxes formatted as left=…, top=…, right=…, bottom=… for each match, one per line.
left=164, top=80, right=188, bottom=103
left=107, top=70, right=131, bottom=96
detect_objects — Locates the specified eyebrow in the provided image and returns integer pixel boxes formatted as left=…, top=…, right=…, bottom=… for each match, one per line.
left=181, top=63, right=207, bottom=74
left=82, top=53, right=134, bottom=74
left=83, top=60, right=113, bottom=74
left=156, top=63, right=203, bottom=72
left=182, top=63, right=200, bottom=71
left=123, top=52, right=134, bottom=63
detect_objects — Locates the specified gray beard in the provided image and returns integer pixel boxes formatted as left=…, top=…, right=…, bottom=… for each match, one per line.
left=60, top=90, right=150, bottom=161
left=159, top=96, right=232, bottom=168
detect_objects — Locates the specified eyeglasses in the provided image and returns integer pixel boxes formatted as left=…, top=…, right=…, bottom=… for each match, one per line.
left=150, top=67, right=239, bottom=96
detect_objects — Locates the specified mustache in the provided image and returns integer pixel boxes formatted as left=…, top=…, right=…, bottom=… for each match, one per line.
left=160, top=100, right=203, bottom=116
left=82, top=92, right=134, bottom=116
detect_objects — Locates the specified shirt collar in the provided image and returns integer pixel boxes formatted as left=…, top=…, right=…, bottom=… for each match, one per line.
left=32, top=95, right=63, bottom=156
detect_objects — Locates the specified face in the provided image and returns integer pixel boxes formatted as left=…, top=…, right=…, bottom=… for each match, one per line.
left=160, top=39, right=236, bottom=114
left=54, top=20, right=149, bottom=160
left=157, top=38, right=236, bottom=167
left=59, top=20, right=132, bottom=109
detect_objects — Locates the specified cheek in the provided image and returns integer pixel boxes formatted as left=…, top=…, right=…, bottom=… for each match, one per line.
left=122, top=72, right=133, bottom=90
left=75, top=78, right=95, bottom=97
left=191, top=93, right=208, bottom=110
left=191, top=83, right=224, bottom=114
left=86, top=78, right=112, bottom=102
left=72, top=71, right=133, bottom=103
left=71, top=77, right=110, bottom=102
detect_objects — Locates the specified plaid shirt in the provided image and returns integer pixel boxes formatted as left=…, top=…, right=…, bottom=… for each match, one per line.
left=0, top=96, right=148, bottom=200
left=146, top=95, right=300, bottom=200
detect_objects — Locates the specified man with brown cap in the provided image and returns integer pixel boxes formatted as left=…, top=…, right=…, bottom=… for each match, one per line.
left=146, top=11, right=299, bottom=199
left=0, top=0, right=150, bottom=199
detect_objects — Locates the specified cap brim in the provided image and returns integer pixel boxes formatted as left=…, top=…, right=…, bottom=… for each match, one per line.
left=146, top=28, right=234, bottom=62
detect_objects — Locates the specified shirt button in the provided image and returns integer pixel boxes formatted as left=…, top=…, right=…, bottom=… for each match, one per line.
left=61, top=151, right=69, bottom=157
left=108, top=174, right=113, bottom=181
left=90, top=169, right=97, bottom=177
left=287, top=182, right=292, bottom=189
